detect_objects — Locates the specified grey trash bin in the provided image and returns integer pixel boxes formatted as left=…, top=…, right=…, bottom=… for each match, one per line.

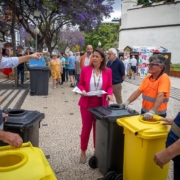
left=28, top=66, right=50, bottom=96
left=0, top=109, right=45, bottom=147
left=88, top=104, right=139, bottom=179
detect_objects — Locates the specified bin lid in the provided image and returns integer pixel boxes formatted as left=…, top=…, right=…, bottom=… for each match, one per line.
left=88, top=104, right=139, bottom=122
left=4, top=110, right=45, bottom=129
left=28, top=57, right=46, bottom=66
left=27, top=66, right=50, bottom=71
left=0, top=142, right=57, bottom=179
left=117, top=115, right=170, bottom=139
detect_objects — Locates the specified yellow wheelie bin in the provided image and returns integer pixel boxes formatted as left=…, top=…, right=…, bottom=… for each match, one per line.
left=117, top=115, right=170, bottom=180
left=0, top=142, right=57, bottom=180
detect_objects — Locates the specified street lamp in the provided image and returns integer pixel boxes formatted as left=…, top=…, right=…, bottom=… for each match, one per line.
left=55, top=45, right=59, bottom=54
left=34, top=10, right=41, bottom=18
left=43, top=43, right=47, bottom=52
left=33, top=10, right=41, bottom=52
left=98, top=41, right=101, bottom=48
left=34, top=26, right=40, bottom=52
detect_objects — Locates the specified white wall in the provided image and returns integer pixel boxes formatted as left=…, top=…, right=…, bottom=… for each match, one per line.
left=119, top=3, right=180, bottom=63
left=121, top=3, right=180, bottom=29
left=119, top=26, right=180, bottom=63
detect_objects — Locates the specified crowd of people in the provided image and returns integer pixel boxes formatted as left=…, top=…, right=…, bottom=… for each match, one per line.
left=1, top=44, right=180, bottom=179
left=46, top=51, right=82, bottom=89
left=76, top=45, right=180, bottom=180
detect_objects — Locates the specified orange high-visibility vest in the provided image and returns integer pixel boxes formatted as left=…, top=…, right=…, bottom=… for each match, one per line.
left=138, top=73, right=171, bottom=115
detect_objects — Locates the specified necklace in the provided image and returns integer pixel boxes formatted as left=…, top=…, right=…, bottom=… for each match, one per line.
left=93, top=69, right=101, bottom=91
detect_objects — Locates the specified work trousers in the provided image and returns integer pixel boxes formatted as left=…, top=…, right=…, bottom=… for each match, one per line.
left=113, top=83, right=122, bottom=104
left=80, top=96, right=102, bottom=151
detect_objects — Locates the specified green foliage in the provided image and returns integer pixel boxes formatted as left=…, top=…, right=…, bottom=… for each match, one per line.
left=137, top=0, right=151, bottom=5
left=84, top=23, right=119, bottom=51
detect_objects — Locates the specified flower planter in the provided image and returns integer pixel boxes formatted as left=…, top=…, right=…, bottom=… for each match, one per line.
left=170, top=70, right=180, bottom=78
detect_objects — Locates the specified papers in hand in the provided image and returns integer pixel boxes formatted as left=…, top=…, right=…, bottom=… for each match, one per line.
left=72, top=87, right=107, bottom=96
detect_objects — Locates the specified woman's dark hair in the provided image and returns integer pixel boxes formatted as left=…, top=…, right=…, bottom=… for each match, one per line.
left=92, top=48, right=106, bottom=70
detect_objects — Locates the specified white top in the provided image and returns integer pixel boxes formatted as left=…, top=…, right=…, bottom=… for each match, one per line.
left=123, top=59, right=130, bottom=69
left=90, top=71, right=102, bottom=97
left=0, top=57, right=19, bottom=68
left=84, top=55, right=92, bottom=66
left=130, top=58, right=137, bottom=66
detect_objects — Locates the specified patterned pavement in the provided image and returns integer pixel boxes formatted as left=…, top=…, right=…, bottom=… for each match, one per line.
left=1, top=73, right=180, bottom=180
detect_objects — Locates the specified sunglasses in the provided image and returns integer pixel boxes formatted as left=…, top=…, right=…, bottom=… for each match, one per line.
left=147, top=63, right=160, bottom=67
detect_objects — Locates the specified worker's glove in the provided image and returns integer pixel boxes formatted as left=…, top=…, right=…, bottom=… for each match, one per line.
left=119, top=100, right=130, bottom=109
left=143, top=110, right=155, bottom=120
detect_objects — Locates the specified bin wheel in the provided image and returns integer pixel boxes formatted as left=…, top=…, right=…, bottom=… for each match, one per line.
left=88, top=156, right=97, bottom=169
left=105, top=171, right=117, bottom=180
left=30, top=91, right=35, bottom=96
left=114, top=174, right=123, bottom=180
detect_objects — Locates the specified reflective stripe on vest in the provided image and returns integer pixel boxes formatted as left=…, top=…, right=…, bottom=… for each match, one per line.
left=142, top=94, right=169, bottom=103
left=141, top=107, right=167, bottom=115
left=171, top=122, right=180, bottom=138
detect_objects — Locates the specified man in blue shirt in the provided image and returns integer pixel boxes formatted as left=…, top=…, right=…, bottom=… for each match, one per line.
left=107, top=48, right=125, bottom=104
left=0, top=47, right=41, bottom=147
left=68, top=51, right=76, bottom=87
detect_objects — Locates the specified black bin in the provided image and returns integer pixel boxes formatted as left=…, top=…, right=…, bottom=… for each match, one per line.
left=28, top=66, right=50, bottom=96
left=88, top=104, right=139, bottom=179
left=0, top=109, right=45, bottom=147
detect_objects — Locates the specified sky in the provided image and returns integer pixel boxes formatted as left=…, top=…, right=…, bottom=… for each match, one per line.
left=104, top=0, right=121, bottom=22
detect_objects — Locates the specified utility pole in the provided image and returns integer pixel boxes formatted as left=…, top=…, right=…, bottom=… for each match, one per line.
left=11, top=0, right=18, bottom=87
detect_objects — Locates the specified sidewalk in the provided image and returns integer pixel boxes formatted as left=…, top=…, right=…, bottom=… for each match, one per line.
left=2, top=75, right=180, bottom=179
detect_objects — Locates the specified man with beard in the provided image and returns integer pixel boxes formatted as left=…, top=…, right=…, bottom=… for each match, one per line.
left=80, top=45, right=93, bottom=69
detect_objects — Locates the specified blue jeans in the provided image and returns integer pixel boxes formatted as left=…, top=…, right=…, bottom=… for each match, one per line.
left=17, top=69, right=24, bottom=84
left=65, top=69, right=69, bottom=81
left=75, top=74, right=80, bottom=86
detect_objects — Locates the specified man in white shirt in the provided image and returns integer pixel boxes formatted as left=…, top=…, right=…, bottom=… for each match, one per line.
left=0, top=47, right=42, bottom=147
left=129, top=55, right=137, bottom=80
left=123, top=56, right=130, bottom=76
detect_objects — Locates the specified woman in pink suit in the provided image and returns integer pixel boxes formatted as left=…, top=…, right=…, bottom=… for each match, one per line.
left=78, top=48, right=114, bottom=163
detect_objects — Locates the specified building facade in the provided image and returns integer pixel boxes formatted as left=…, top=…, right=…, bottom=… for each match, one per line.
left=119, top=0, right=180, bottom=64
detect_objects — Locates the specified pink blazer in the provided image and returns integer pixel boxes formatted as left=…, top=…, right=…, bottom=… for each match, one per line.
left=78, top=66, right=113, bottom=108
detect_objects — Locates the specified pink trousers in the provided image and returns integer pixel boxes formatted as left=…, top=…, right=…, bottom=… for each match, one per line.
left=80, top=96, right=102, bottom=151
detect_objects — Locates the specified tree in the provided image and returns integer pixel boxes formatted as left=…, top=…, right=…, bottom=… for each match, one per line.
left=1, top=0, right=114, bottom=54
left=84, top=23, right=119, bottom=50
left=57, top=27, right=85, bottom=53
left=0, top=5, right=13, bottom=42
